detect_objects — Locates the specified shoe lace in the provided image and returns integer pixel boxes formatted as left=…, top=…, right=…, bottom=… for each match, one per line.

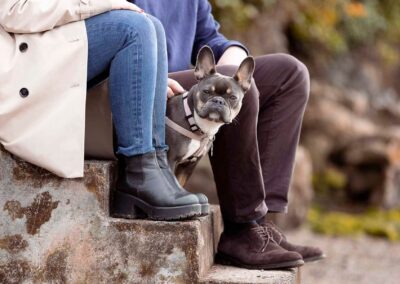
left=263, top=221, right=286, bottom=245
left=265, top=221, right=286, bottom=244
left=251, top=226, right=279, bottom=252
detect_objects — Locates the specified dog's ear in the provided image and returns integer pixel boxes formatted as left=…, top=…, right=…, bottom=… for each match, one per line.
left=234, top=57, right=255, bottom=92
left=194, top=46, right=216, bottom=80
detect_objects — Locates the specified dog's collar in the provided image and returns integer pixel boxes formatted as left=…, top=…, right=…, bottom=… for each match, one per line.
left=182, top=92, right=201, bottom=133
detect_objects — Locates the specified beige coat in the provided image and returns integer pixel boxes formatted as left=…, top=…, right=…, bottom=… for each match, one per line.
left=0, top=0, right=116, bottom=178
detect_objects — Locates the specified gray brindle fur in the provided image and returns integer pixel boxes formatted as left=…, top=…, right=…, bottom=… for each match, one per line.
left=166, top=46, right=255, bottom=185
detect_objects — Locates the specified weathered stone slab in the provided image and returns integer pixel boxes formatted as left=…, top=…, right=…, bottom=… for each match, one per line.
left=0, top=146, right=222, bottom=283
left=0, top=146, right=298, bottom=284
left=200, top=265, right=297, bottom=284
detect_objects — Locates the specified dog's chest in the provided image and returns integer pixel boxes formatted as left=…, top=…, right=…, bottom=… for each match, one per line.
left=182, top=139, right=202, bottom=161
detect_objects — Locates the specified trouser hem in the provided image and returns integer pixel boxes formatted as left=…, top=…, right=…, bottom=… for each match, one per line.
left=229, top=202, right=268, bottom=223
left=265, top=203, right=288, bottom=213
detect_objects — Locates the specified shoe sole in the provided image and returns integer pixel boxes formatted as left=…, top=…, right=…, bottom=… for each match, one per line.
left=112, top=191, right=202, bottom=221
left=215, top=252, right=304, bottom=270
left=200, top=203, right=210, bottom=216
left=303, top=254, right=326, bottom=263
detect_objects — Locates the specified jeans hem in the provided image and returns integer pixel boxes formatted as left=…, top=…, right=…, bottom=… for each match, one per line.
left=155, top=145, right=169, bottom=152
left=116, top=146, right=155, bottom=157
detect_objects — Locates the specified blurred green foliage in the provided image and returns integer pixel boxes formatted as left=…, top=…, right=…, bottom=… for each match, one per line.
left=211, top=0, right=400, bottom=64
left=308, top=207, right=400, bottom=241
left=290, top=0, right=399, bottom=55
left=210, top=0, right=277, bottom=33
left=312, top=167, right=347, bottom=194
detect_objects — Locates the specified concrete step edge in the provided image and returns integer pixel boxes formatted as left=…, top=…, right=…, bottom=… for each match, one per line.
left=200, top=264, right=298, bottom=284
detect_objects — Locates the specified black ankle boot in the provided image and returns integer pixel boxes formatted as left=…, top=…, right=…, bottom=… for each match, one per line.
left=155, top=149, right=209, bottom=216
left=112, top=151, right=201, bottom=220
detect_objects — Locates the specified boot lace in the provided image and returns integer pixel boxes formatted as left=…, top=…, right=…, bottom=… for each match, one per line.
left=251, top=226, right=279, bottom=252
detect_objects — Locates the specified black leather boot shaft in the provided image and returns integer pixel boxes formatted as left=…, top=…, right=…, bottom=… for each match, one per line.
left=117, top=151, right=199, bottom=206
left=113, top=152, right=201, bottom=220
left=155, top=150, right=209, bottom=215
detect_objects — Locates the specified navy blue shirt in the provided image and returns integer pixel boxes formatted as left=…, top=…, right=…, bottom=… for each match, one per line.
left=131, top=0, right=248, bottom=72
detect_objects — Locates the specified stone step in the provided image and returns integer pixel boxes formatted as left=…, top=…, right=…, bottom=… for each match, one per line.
left=0, top=146, right=298, bottom=283
left=200, top=265, right=298, bottom=284
left=0, top=147, right=221, bottom=282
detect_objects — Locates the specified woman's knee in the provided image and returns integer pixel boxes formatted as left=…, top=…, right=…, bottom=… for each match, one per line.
left=146, top=15, right=167, bottom=42
left=107, top=10, right=157, bottom=44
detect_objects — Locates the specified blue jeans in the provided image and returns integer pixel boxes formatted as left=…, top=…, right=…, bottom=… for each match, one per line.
left=85, top=10, right=168, bottom=156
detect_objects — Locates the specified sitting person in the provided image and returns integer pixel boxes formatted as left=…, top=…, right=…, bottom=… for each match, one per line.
left=130, top=0, right=325, bottom=269
left=0, top=0, right=324, bottom=271
left=0, top=1, right=204, bottom=222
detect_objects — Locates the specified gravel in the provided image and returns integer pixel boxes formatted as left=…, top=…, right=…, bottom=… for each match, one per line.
left=286, top=227, right=400, bottom=284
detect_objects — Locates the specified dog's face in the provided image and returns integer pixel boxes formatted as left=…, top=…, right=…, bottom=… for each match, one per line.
left=192, top=46, right=255, bottom=124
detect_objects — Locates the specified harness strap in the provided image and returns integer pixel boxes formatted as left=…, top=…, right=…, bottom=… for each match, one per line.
left=165, top=117, right=205, bottom=141
left=165, top=117, right=215, bottom=159
left=192, top=137, right=212, bottom=158
left=182, top=92, right=201, bottom=132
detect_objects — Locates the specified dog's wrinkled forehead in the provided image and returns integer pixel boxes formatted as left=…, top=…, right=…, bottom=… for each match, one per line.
left=197, top=74, right=242, bottom=96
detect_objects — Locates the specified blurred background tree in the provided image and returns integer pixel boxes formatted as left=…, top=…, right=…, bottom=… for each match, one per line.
left=211, top=0, right=400, bottom=59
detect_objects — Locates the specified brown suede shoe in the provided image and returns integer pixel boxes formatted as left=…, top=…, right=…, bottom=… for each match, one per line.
left=259, top=220, right=326, bottom=262
left=216, top=223, right=304, bottom=270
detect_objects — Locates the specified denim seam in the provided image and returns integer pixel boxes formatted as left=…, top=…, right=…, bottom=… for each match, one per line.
left=111, top=23, right=143, bottom=153
left=121, top=24, right=143, bottom=150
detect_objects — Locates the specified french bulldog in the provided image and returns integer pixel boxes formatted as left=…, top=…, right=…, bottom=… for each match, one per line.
left=166, top=46, right=255, bottom=185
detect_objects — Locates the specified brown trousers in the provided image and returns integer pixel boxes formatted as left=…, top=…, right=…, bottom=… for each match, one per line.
left=169, top=54, right=310, bottom=223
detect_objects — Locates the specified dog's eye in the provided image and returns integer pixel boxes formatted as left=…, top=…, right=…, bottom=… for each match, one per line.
left=203, top=89, right=211, bottom=94
left=229, top=95, right=238, bottom=101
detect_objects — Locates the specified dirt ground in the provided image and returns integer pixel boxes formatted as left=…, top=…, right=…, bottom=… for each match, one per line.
left=286, top=228, right=400, bottom=284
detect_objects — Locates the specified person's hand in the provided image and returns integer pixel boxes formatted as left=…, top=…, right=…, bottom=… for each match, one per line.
left=111, top=0, right=144, bottom=13
left=167, top=78, right=185, bottom=99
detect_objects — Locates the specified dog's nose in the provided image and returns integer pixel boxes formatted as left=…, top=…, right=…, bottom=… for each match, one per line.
left=211, top=97, right=226, bottom=106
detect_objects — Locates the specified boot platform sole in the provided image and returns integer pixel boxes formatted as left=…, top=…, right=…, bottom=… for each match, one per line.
left=112, top=190, right=202, bottom=221
left=200, top=204, right=210, bottom=216
left=215, top=251, right=304, bottom=270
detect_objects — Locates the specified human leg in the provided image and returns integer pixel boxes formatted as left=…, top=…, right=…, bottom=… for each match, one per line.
left=169, top=66, right=303, bottom=269
left=169, top=55, right=318, bottom=267
left=86, top=11, right=200, bottom=220
left=145, top=15, right=169, bottom=151
left=253, top=54, right=310, bottom=213
left=252, top=54, right=324, bottom=261
left=86, top=10, right=157, bottom=155
left=143, top=15, right=209, bottom=215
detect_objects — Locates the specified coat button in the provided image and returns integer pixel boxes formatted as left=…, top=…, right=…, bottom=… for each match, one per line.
left=19, top=42, right=28, bottom=53
left=19, top=88, right=29, bottom=98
